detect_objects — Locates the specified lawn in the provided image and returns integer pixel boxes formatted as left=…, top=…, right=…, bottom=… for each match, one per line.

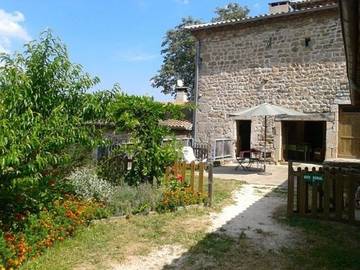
left=20, top=179, right=243, bottom=270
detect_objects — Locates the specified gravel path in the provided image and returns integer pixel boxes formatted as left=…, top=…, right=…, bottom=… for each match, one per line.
left=114, top=183, right=297, bottom=270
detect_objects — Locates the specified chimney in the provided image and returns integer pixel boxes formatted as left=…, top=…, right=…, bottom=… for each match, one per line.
left=175, top=79, right=188, bottom=103
left=268, top=1, right=291, bottom=14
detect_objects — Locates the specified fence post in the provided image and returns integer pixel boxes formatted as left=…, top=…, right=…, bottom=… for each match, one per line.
left=311, top=167, right=318, bottom=217
left=287, top=161, right=294, bottom=216
left=323, top=168, right=330, bottom=219
left=299, top=167, right=306, bottom=216
left=208, top=162, right=213, bottom=207
left=198, top=162, right=204, bottom=193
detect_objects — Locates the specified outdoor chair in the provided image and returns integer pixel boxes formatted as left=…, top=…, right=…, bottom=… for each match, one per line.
left=182, top=146, right=207, bottom=164
left=235, top=149, right=262, bottom=171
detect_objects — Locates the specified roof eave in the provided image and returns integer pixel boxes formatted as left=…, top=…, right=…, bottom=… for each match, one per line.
left=185, top=4, right=338, bottom=32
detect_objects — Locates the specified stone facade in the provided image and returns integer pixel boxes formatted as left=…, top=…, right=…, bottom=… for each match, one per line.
left=192, top=7, right=351, bottom=161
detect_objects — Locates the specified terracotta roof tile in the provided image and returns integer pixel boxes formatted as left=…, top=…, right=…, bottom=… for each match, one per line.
left=160, top=119, right=193, bottom=130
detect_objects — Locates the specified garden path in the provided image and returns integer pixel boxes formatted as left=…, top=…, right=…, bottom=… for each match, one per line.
left=114, top=180, right=299, bottom=270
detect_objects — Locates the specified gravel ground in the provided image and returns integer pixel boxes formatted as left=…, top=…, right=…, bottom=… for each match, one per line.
left=114, top=183, right=298, bottom=270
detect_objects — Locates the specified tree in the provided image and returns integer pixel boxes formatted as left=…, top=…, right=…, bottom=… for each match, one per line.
left=212, top=3, right=249, bottom=22
left=0, top=31, right=105, bottom=214
left=152, top=4, right=249, bottom=98
left=151, top=17, right=202, bottom=99
left=108, top=94, right=184, bottom=185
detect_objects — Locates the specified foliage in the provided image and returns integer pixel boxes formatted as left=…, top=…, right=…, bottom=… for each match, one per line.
left=67, top=167, right=114, bottom=202
left=108, top=93, right=183, bottom=185
left=152, top=4, right=249, bottom=98
left=156, top=174, right=207, bottom=212
left=0, top=197, right=109, bottom=269
left=0, top=31, right=106, bottom=213
left=96, top=152, right=128, bottom=185
left=151, top=17, right=202, bottom=98
left=109, top=183, right=162, bottom=216
left=212, top=3, right=249, bottom=22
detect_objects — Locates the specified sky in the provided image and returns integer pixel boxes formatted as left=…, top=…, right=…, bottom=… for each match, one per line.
left=0, top=0, right=269, bottom=101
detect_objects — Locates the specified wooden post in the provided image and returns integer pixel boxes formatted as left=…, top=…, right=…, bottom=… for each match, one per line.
left=198, top=162, right=204, bottom=193
left=190, top=161, right=195, bottom=192
left=323, top=168, right=330, bottom=219
left=298, top=167, right=306, bottom=216
left=287, top=161, right=294, bottom=216
left=207, top=162, right=213, bottom=207
left=181, top=162, right=187, bottom=182
left=311, top=167, right=318, bottom=217
left=335, top=171, right=343, bottom=220
left=347, top=175, right=355, bottom=222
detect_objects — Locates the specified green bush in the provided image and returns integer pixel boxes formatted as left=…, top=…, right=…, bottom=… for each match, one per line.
left=68, top=167, right=114, bottom=202
left=96, top=153, right=128, bottom=185
left=109, top=183, right=162, bottom=216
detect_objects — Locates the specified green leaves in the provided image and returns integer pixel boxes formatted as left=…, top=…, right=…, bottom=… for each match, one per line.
left=152, top=4, right=250, bottom=98
left=0, top=30, right=103, bottom=188
left=108, top=94, right=183, bottom=185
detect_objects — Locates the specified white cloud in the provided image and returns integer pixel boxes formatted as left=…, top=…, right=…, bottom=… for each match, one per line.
left=0, top=9, right=30, bottom=53
left=115, top=49, right=158, bottom=62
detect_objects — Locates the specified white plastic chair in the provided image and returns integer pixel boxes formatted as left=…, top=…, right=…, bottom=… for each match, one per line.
left=182, top=146, right=207, bottom=164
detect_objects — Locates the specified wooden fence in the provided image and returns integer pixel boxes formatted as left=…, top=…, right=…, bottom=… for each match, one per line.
left=287, top=161, right=360, bottom=224
left=192, top=143, right=209, bottom=161
left=164, top=161, right=213, bottom=206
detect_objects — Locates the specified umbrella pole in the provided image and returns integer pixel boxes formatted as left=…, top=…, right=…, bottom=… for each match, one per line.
left=264, top=115, right=267, bottom=172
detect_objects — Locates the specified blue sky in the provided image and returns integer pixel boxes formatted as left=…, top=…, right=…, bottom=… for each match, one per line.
left=0, top=0, right=269, bottom=101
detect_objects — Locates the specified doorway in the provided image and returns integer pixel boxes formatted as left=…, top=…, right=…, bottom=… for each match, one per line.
left=282, top=121, right=326, bottom=162
left=236, top=120, right=251, bottom=157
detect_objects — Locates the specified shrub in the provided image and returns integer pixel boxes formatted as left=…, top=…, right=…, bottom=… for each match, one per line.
left=156, top=175, right=207, bottom=212
left=96, top=153, right=128, bottom=185
left=108, top=94, right=184, bottom=185
left=68, top=167, right=114, bottom=202
left=109, top=183, right=162, bottom=216
left=0, top=197, right=109, bottom=269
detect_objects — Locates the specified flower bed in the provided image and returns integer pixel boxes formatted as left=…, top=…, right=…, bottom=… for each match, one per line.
left=0, top=196, right=109, bottom=269
left=156, top=174, right=207, bottom=212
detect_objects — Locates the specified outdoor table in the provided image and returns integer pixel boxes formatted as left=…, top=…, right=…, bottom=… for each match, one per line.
left=235, top=149, right=262, bottom=171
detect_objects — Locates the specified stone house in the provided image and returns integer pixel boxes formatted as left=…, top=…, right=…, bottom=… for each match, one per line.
left=187, top=0, right=360, bottom=163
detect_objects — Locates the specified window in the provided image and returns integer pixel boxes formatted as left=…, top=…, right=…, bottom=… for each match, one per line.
left=304, top=37, right=311, bottom=48
left=215, top=139, right=232, bottom=160
left=266, top=37, right=272, bottom=49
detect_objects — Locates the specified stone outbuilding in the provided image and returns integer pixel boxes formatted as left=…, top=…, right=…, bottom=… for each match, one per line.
left=187, top=0, right=360, bottom=163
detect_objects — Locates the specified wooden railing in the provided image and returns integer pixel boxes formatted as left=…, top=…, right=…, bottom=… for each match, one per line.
left=164, top=161, right=213, bottom=206
left=287, top=161, right=360, bottom=224
left=191, top=143, right=209, bottom=161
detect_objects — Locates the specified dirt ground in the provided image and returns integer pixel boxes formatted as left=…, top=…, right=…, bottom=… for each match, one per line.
left=115, top=178, right=298, bottom=270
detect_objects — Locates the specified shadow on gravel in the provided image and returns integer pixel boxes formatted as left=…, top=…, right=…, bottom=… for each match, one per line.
left=162, top=180, right=360, bottom=270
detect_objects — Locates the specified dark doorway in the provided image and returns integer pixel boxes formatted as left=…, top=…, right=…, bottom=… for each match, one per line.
left=282, top=121, right=326, bottom=162
left=236, top=120, right=251, bottom=157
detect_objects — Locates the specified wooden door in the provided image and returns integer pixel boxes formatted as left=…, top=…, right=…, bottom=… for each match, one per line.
left=338, top=111, right=360, bottom=158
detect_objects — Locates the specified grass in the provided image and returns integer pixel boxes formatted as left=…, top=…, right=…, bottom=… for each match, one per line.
left=21, top=178, right=360, bottom=270
left=20, top=178, right=243, bottom=270
left=282, top=216, right=360, bottom=270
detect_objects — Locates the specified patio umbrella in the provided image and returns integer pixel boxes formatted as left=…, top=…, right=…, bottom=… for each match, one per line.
left=229, top=103, right=305, bottom=173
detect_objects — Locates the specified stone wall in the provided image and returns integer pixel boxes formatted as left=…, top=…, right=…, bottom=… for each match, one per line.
left=194, top=9, right=351, bottom=161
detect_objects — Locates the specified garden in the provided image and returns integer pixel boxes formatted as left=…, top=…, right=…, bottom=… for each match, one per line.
left=0, top=31, right=207, bottom=270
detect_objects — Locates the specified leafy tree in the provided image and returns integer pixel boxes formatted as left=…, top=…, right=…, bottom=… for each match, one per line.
left=212, top=3, right=249, bottom=22
left=0, top=31, right=104, bottom=215
left=152, top=4, right=249, bottom=98
left=151, top=17, right=202, bottom=99
left=108, top=94, right=184, bottom=185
